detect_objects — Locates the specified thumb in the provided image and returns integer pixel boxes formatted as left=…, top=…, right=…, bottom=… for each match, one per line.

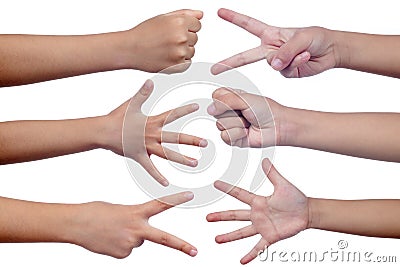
left=130, top=80, right=154, bottom=111
left=270, top=32, right=312, bottom=71
left=262, top=158, right=287, bottom=187
left=167, top=9, right=203, bottom=19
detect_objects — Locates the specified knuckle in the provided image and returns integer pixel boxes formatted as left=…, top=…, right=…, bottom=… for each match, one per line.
left=237, top=229, right=246, bottom=239
left=172, top=47, right=187, bottom=60
left=175, top=33, right=189, bottom=44
left=232, top=187, right=242, bottom=198
left=160, top=232, right=169, bottom=245
left=229, top=211, right=237, bottom=220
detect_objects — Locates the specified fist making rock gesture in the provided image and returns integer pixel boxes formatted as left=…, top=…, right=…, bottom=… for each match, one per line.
left=207, top=87, right=280, bottom=148
left=211, top=8, right=337, bottom=78
left=127, top=9, right=203, bottom=73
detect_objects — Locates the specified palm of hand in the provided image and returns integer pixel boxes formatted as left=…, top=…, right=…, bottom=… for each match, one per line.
left=250, top=184, right=309, bottom=246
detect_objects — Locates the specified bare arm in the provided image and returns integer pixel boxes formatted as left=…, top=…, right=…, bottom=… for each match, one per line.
left=0, top=33, right=129, bottom=86
left=334, top=31, right=400, bottom=78
left=0, top=9, right=202, bottom=87
left=282, top=108, right=400, bottom=162
left=309, top=198, right=400, bottom=238
left=0, top=117, right=105, bottom=164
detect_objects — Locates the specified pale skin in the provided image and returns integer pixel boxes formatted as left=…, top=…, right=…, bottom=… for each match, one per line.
left=0, top=9, right=203, bottom=87
left=212, top=8, right=400, bottom=78
left=208, top=87, right=400, bottom=162
left=0, top=191, right=198, bottom=258
left=207, top=158, right=400, bottom=264
left=0, top=80, right=208, bottom=186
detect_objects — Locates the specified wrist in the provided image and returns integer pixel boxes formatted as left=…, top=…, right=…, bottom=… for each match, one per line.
left=307, top=198, right=320, bottom=229
left=276, top=104, right=303, bottom=147
left=53, top=204, right=84, bottom=244
left=97, top=112, right=124, bottom=155
left=331, top=29, right=351, bottom=69
left=100, top=31, right=137, bottom=70
left=113, top=29, right=143, bottom=70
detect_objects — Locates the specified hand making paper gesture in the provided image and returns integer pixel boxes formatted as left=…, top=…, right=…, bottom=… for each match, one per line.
left=207, top=159, right=309, bottom=264
left=208, top=159, right=400, bottom=264
left=0, top=80, right=207, bottom=186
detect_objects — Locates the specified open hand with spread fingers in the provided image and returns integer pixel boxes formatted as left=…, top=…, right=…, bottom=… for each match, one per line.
left=105, top=80, right=208, bottom=186
left=211, top=8, right=338, bottom=78
left=207, top=159, right=309, bottom=264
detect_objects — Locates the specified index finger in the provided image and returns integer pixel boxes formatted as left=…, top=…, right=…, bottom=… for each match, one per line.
left=214, top=180, right=256, bottom=205
left=211, top=46, right=265, bottom=75
left=207, top=88, right=250, bottom=116
left=218, top=8, right=268, bottom=37
left=158, top=103, right=199, bottom=125
left=186, top=16, right=202, bottom=32
left=145, top=227, right=198, bottom=257
left=143, top=191, right=194, bottom=217
left=167, top=9, right=203, bottom=20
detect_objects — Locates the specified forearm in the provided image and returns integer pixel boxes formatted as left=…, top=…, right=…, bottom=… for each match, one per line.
left=0, top=32, right=130, bottom=87
left=0, top=116, right=109, bottom=164
left=0, top=196, right=79, bottom=243
left=333, top=30, right=400, bottom=78
left=309, top=198, right=400, bottom=238
left=281, top=107, right=400, bottom=162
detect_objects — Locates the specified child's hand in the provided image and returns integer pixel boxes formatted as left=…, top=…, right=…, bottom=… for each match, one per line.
left=125, top=9, right=203, bottom=73
left=211, top=8, right=338, bottom=78
left=207, top=159, right=309, bottom=264
left=72, top=191, right=198, bottom=258
left=104, top=80, right=207, bottom=186
left=207, top=87, right=285, bottom=148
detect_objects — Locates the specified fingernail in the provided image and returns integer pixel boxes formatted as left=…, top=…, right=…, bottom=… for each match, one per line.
left=271, top=58, right=283, bottom=70
left=142, top=80, right=153, bottom=93
left=207, top=104, right=216, bottom=115
left=211, top=65, right=220, bottom=75
left=185, top=192, right=194, bottom=200
left=190, top=160, right=198, bottom=167
left=199, top=139, right=208, bottom=147
left=189, top=249, right=198, bottom=257
left=192, top=103, right=199, bottom=110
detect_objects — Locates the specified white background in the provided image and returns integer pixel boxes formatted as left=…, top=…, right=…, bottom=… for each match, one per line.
left=1, top=0, right=400, bottom=266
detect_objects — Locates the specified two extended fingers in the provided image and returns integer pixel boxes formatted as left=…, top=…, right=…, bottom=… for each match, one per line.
left=142, top=191, right=198, bottom=256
